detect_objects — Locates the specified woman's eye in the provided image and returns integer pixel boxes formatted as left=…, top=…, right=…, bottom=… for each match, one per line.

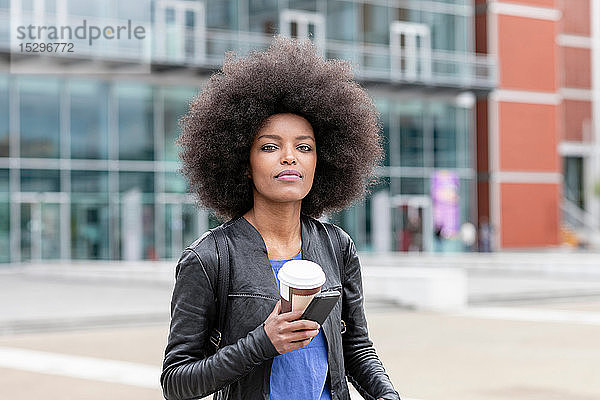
left=298, top=145, right=312, bottom=151
left=261, top=144, right=277, bottom=151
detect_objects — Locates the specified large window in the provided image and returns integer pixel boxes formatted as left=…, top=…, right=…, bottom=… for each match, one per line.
left=19, top=78, right=61, bottom=158
left=117, top=83, right=154, bottom=161
left=288, top=0, right=317, bottom=12
left=118, top=1, right=151, bottom=22
left=119, top=171, right=154, bottom=193
left=164, top=171, right=187, bottom=193
left=68, top=0, right=107, bottom=17
left=248, top=0, right=278, bottom=34
left=361, top=3, right=388, bottom=45
left=70, top=80, right=109, bottom=159
left=564, top=156, right=584, bottom=209
left=0, top=77, right=8, bottom=157
left=427, top=12, right=466, bottom=52
left=0, top=169, right=7, bottom=193
left=456, top=105, right=471, bottom=169
left=21, top=169, right=60, bottom=192
left=433, top=103, right=457, bottom=168
left=206, top=0, right=237, bottom=29
left=327, top=1, right=356, bottom=42
left=396, top=101, right=424, bottom=168
left=163, top=87, right=195, bottom=162
left=375, top=98, right=390, bottom=166
left=0, top=169, right=8, bottom=262
left=417, top=9, right=469, bottom=52
left=71, top=170, right=109, bottom=197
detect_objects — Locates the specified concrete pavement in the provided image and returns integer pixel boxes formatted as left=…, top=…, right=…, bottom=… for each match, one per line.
left=0, top=303, right=599, bottom=400
left=1, top=258, right=600, bottom=399
left=3, top=256, right=600, bottom=333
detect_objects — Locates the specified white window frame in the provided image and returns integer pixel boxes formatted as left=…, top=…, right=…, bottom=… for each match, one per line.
left=154, top=0, right=205, bottom=63
left=390, top=21, right=432, bottom=82
left=279, top=9, right=325, bottom=56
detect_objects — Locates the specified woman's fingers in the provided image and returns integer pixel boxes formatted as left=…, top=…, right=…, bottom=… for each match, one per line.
left=263, top=301, right=322, bottom=354
left=272, top=299, right=281, bottom=315
left=289, top=328, right=320, bottom=343
left=277, top=309, right=304, bottom=322
left=283, top=319, right=320, bottom=333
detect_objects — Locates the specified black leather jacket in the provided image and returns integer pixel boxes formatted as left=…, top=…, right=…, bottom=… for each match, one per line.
left=161, top=214, right=400, bottom=400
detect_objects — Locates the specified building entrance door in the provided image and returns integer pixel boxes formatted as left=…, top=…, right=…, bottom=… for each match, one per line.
left=160, top=195, right=206, bottom=259
left=71, top=201, right=109, bottom=260
left=20, top=199, right=62, bottom=262
left=391, top=195, right=433, bottom=252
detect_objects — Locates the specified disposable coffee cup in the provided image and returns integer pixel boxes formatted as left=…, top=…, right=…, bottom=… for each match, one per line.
left=277, top=260, right=326, bottom=314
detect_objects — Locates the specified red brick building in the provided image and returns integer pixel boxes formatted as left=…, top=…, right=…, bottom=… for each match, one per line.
left=476, top=0, right=599, bottom=249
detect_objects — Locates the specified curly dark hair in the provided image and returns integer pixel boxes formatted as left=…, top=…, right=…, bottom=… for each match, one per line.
left=176, top=35, right=384, bottom=220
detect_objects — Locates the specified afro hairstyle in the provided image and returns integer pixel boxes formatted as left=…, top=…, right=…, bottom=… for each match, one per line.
left=176, top=35, right=384, bottom=220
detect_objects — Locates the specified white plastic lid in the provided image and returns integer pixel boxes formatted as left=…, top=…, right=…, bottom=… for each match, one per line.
left=277, top=260, right=326, bottom=289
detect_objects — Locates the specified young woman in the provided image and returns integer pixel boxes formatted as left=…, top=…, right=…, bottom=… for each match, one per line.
left=161, top=35, right=400, bottom=400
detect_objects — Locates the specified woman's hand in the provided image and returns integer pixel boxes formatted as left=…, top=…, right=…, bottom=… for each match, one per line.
left=263, top=300, right=320, bottom=354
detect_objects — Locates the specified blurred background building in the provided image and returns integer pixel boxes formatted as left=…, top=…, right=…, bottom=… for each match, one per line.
left=0, top=0, right=597, bottom=263
left=476, top=0, right=600, bottom=251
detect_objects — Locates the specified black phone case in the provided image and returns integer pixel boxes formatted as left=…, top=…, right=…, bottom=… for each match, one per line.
left=300, top=290, right=341, bottom=326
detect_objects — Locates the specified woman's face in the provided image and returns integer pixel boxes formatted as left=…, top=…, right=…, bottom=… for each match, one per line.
left=248, top=113, right=317, bottom=206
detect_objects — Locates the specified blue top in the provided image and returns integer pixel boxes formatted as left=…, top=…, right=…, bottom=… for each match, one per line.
left=268, top=250, right=332, bottom=400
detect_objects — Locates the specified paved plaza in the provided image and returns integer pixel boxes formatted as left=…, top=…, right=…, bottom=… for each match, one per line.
left=1, top=260, right=599, bottom=400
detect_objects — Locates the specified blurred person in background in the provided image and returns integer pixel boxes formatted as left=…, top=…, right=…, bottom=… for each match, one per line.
left=160, top=36, right=400, bottom=400
left=478, top=216, right=493, bottom=252
left=460, top=222, right=476, bottom=252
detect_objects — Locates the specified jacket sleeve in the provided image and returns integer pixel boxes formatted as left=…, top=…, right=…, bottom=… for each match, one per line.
left=340, top=234, right=401, bottom=400
left=160, top=248, right=280, bottom=400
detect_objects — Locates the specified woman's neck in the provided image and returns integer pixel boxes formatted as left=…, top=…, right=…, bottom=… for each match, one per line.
left=243, top=201, right=302, bottom=259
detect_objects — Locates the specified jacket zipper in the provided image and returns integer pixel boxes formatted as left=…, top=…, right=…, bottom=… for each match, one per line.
left=228, top=293, right=278, bottom=301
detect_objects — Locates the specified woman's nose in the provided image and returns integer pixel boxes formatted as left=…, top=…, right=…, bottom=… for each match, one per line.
left=281, top=156, right=296, bottom=165
left=281, top=148, right=296, bottom=165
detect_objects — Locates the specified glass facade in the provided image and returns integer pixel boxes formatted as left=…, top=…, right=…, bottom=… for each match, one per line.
left=118, top=84, right=155, bottom=161
left=0, top=169, right=8, bottom=262
left=70, top=80, right=109, bottom=160
left=19, top=78, right=61, bottom=158
left=71, top=171, right=110, bottom=260
left=0, top=0, right=485, bottom=262
left=0, top=75, right=202, bottom=263
left=329, top=95, right=475, bottom=252
left=0, top=77, right=7, bottom=157
left=164, top=87, right=196, bottom=162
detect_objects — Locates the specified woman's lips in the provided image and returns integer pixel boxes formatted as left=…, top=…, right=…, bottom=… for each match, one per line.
left=275, top=169, right=302, bottom=181
left=275, top=174, right=301, bottom=181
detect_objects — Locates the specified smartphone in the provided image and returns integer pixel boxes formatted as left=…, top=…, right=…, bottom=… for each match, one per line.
left=299, top=290, right=341, bottom=326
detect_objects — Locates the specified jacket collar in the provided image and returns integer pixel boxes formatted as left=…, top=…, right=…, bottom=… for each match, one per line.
left=232, top=213, right=316, bottom=261
left=227, top=213, right=338, bottom=296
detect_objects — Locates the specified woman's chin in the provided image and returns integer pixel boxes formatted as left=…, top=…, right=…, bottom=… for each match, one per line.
left=261, top=193, right=308, bottom=204
left=255, top=187, right=310, bottom=203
